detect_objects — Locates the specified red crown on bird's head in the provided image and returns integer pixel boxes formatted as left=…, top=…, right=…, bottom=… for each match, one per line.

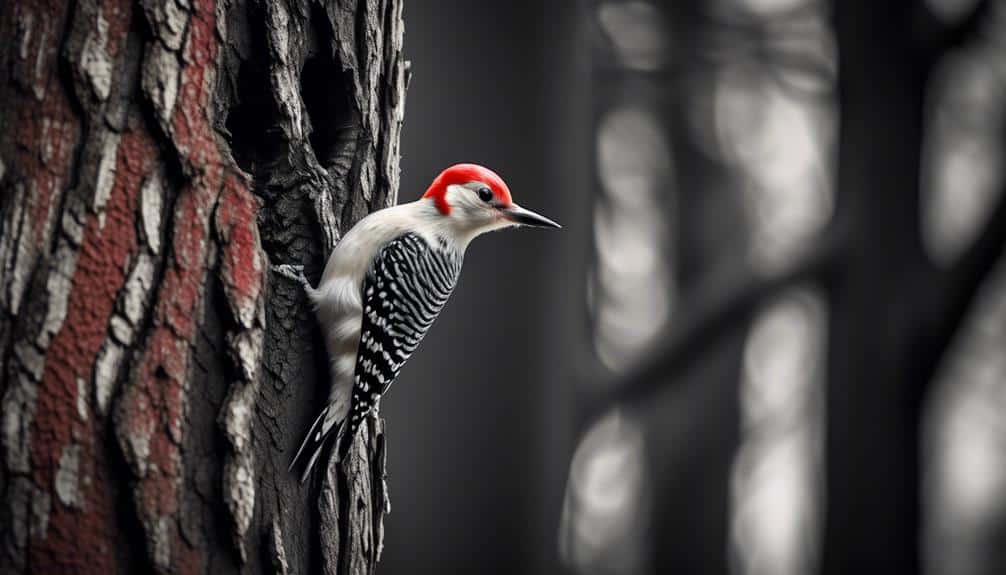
left=423, top=163, right=513, bottom=215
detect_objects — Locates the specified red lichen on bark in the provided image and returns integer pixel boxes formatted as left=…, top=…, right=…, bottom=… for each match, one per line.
left=169, top=1, right=220, bottom=169
left=100, top=0, right=129, bottom=62
left=216, top=174, right=263, bottom=327
left=112, top=0, right=258, bottom=572
left=9, top=0, right=80, bottom=249
left=29, top=125, right=156, bottom=572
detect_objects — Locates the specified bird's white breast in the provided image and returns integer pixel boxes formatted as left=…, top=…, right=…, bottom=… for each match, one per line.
left=309, top=199, right=456, bottom=402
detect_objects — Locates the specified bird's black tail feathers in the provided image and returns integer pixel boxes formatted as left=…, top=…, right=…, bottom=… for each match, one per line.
left=289, top=407, right=348, bottom=483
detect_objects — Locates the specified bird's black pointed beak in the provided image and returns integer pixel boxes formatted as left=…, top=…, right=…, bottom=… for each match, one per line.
left=501, top=203, right=561, bottom=229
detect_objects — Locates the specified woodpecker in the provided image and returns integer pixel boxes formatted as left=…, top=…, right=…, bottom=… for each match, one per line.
left=277, top=163, right=560, bottom=481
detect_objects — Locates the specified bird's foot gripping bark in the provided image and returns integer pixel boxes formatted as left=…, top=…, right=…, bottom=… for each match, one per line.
left=272, top=264, right=313, bottom=293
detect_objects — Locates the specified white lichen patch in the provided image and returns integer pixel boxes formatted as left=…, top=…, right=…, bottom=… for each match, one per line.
left=17, top=9, right=33, bottom=61
left=220, top=337, right=263, bottom=561
left=219, top=308, right=264, bottom=562
left=122, top=254, right=156, bottom=326
left=221, top=383, right=254, bottom=453
left=1, top=182, right=31, bottom=314
left=31, top=15, right=49, bottom=101
left=123, top=424, right=152, bottom=477
left=37, top=242, right=77, bottom=350
left=224, top=455, right=256, bottom=561
left=92, top=131, right=121, bottom=228
left=54, top=444, right=82, bottom=508
left=152, top=515, right=172, bottom=570
left=240, top=251, right=264, bottom=330
left=95, top=240, right=157, bottom=417
left=231, top=326, right=264, bottom=382
left=61, top=200, right=86, bottom=248
left=12, top=341, right=45, bottom=383
left=142, top=43, right=180, bottom=132
left=80, top=8, right=112, bottom=101
left=2, top=373, right=39, bottom=474
left=76, top=377, right=88, bottom=422
left=140, top=172, right=164, bottom=254
left=94, top=341, right=123, bottom=415
left=271, top=519, right=289, bottom=575
left=143, top=0, right=189, bottom=51
left=110, top=315, right=132, bottom=344
left=40, top=119, right=54, bottom=166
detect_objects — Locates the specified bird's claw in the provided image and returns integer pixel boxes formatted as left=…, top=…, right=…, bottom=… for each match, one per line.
left=273, top=264, right=311, bottom=290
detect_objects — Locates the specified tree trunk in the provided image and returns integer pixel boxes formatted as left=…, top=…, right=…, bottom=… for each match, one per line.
left=0, top=0, right=407, bottom=572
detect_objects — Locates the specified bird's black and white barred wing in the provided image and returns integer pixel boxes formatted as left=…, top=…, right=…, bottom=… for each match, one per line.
left=344, top=233, right=463, bottom=437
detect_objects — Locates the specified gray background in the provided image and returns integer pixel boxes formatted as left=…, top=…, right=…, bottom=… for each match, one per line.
left=382, top=2, right=580, bottom=573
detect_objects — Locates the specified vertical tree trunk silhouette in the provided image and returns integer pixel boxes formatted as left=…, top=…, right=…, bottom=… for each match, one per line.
left=823, top=2, right=930, bottom=573
left=0, top=0, right=407, bottom=573
left=823, top=2, right=1002, bottom=573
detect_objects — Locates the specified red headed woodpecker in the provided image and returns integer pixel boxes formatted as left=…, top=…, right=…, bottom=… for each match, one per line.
left=278, top=163, right=560, bottom=480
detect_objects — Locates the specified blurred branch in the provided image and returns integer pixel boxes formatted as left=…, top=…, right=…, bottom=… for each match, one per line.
left=587, top=226, right=846, bottom=422
left=917, top=0, right=992, bottom=63
left=951, top=183, right=1006, bottom=305
left=920, top=184, right=1006, bottom=382
left=942, top=0, right=991, bottom=49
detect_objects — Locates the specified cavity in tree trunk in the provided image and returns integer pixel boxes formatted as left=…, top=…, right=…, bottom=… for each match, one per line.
left=0, top=0, right=408, bottom=573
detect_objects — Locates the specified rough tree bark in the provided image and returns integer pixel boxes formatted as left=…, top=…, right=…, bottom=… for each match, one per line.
left=0, top=0, right=407, bottom=573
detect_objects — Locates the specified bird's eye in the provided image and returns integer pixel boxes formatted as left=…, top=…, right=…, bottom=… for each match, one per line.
left=476, top=187, right=494, bottom=203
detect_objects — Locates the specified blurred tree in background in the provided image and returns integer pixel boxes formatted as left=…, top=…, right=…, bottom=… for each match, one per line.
left=560, top=1, right=1006, bottom=575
